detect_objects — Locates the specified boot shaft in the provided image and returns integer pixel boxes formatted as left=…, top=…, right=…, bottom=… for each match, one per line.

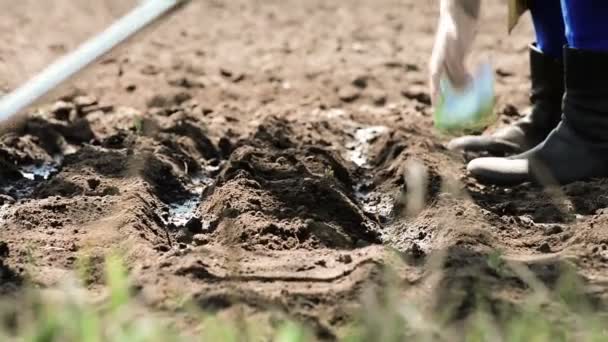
left=563, top=47, right=608, bottom=143
left=528, top=44, right=564, bottom=131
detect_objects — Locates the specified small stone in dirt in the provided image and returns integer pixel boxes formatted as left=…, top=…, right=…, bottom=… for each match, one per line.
left=544, top=225, right=563, bottom=236
left=154, top=244, right=170, bottom=253
left=168, top=76, right=205, bottom=89
left=0, top=194, right=15, bottom=205
left=218, top=137, right=234, bottom=158
left=74, top=95, right=98, bottom=108
left=147, top=92, right=192, bottom=108
left=561, top=232, right=573, bottom=242
left=51, top=101, right=74, bottom=121
left=537, top=242, right=552, bottom=254
left=279, top=207, right=295, bottom=217
left=61, top=118, right=95, bottom=142
left=222, top=207, right=240, bottom=219
left=275, top=156, right=288, bottom=165
left=496, top=201, right=517, bottom=215
left=518, top=215, right=534, bottom=227
left=141, top=64, right=160, bottom=75
left=173, top=92, right=192, bottom=105
left=147, top=94, right=170, bottom=108
left=87, top=178, right=101, bottom=190
left=185, top=217, right=203, bottom=234
left=59, top=88, right=86, bottom=102
left=168, top=76, right=191, bottom=88
left=352, top=76, right=368, bottom=89
left=219, top=68, right=246, bottom=83
left=248, top=198, right=262, bottom=207
left=193, top=234, right=209, bottom=246
left=372, top=92, right=388, bottom=107
left=201, top=216, right=220, bottom=233
left=337, top=254, right=353, bottom=264
left=401, top=89, right=431, bottom=106
left=0, top=241, right=9, bottom=258
left=501, top=104, right=520, bottom=117
left=496, top=68, right=515, bottom=78
left=176, top=228, right=193, bottom=243
left=410, top=243, right=426, bottom=259
left=102, top=187, right=120, bottom=196
left=125, top=84, right=137, bottom=92
left=384, top=61, right=419, bottom=71
left=338, top=86, right=361, bottom=103
left=220, top=68, right=233, bottom=78
left=232, top=74, right=245, bottom=83
left=68, top=242, right=78, bottom=252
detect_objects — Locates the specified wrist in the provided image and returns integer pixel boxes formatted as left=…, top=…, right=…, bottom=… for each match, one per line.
left=441, top=0, right=481, bottom=20
left=454, top=0, right=481, bottom=19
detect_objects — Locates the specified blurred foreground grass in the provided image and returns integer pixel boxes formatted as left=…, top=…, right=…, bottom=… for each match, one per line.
left=0, top=252, right=607, bottom=342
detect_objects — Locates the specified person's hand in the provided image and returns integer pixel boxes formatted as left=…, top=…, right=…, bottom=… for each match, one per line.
left=429, top=0, right=481, bottom=105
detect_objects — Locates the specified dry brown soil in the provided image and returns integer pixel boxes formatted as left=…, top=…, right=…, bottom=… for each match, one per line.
left=1, top=0, right=607, bottom=339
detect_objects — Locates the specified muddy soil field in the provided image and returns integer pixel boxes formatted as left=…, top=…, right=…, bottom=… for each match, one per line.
left=1, top=0, right=608, bottom=338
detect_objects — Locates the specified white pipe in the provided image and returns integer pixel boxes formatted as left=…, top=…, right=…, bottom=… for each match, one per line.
left=0, top=0, right=189, bottom=122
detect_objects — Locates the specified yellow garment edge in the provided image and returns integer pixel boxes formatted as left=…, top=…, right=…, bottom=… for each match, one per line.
left=509, top=0, right=528, bottom=33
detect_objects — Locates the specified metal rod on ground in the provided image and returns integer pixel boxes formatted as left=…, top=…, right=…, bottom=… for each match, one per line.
left=0, top=0, right=190, bottom=124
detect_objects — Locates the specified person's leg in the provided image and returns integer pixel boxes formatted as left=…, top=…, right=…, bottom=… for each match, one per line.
left=530, top=0, right=567, bottom=59
left=561, top=0, right=608, bottom=53
left=466, top=0, right=608, bottom=185
left=560, top=0, right=608, bottom=142
left=447, top=0, right=565, bottom=155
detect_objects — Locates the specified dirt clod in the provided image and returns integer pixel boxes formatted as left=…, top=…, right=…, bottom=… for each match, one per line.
left=538, top=242, right=552, bottom=254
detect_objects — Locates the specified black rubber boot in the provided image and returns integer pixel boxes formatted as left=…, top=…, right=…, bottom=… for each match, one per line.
left=467, top=47, right=608, bottom=185
left=448, top=44, right=564, bottom=155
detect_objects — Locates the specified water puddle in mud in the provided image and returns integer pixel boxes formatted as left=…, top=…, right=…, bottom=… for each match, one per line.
left=344, top=124, right=396, bottom=220
left=355, top=188, right=394, bottom=220
left=1, top=155, right=63, bottom=199
left=0, top=156, right=64, bottom=225
left=314, top=107, right=396, bottom=220
left=167, top=195, right=201, bottom=227
left=347, top=126, right=388, bottom=168
left=19, top=160, right=61, bottom=181
left=163, top=165, right=218, bottom=228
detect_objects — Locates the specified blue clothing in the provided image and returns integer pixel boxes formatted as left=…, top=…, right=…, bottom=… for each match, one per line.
left=529, top=1, right=608, bottom=58
left=529, top=1, right=566, bottom=59
left=561, top=0, right=608, bottom=52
